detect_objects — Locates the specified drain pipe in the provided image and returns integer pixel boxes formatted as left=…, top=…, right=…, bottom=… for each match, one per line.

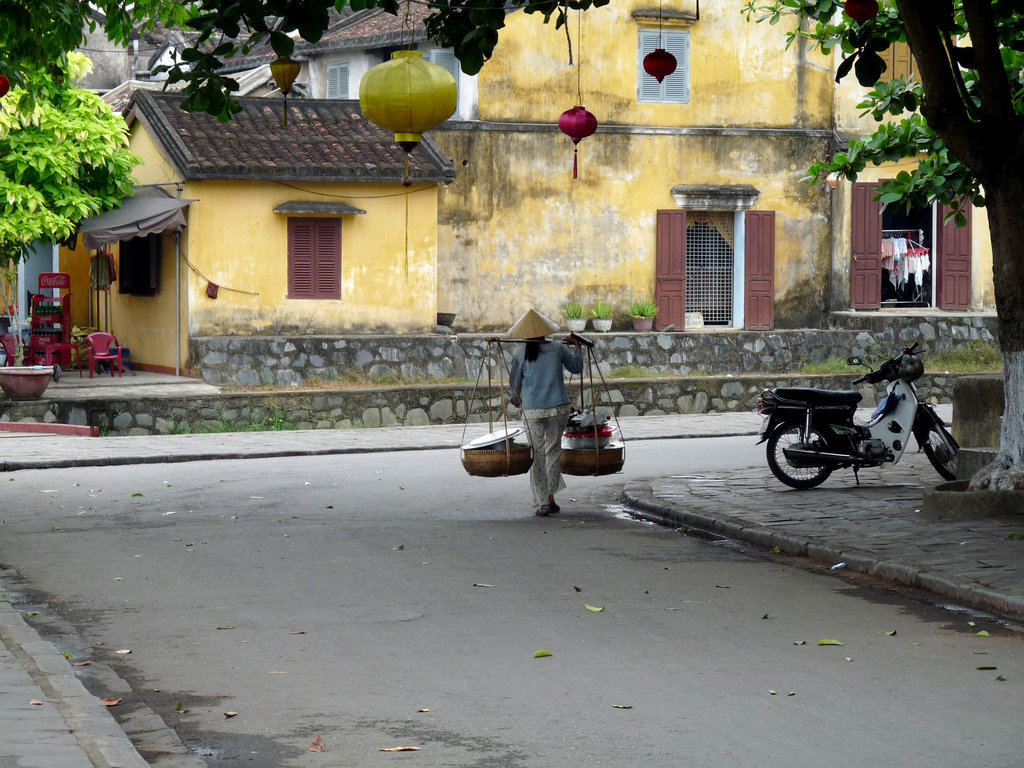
left=174, top=184, right=182, bottom=376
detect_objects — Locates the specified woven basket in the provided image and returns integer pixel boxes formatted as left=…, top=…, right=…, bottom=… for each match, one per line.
left=560, top=445, right=625, bottom=476
left=461, top=445, right=533, bottom=477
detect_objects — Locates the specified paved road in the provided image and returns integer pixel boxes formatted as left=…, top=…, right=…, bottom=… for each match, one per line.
left=2, top=414, right=1024, bottom=767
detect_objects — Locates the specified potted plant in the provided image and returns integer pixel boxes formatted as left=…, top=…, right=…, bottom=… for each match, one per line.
left=589, top=301, right=614, bottom=332
left=627, top=298, right=659, bottom=331
left=562, top=301, right=588, bottom=332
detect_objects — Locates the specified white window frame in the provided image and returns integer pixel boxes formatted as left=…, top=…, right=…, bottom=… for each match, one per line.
left=637, top=29, right=690, bottom=104
left=326, top=60, right=350, bottom=99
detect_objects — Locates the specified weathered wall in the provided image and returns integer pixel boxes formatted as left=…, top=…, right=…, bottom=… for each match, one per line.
left=431, top=0, right=836, bottom=332
left=0, top=373, right=960, bottom=437
left=189, top=313, right=998, bottom=386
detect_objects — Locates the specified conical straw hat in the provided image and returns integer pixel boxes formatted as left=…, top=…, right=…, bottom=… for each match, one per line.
left=507, top=308, right=559, bottom=339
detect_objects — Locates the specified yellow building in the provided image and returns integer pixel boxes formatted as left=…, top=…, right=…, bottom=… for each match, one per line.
left=297, top=1, right=993, bottom=331
left=68, top=90, right=454, bottom=373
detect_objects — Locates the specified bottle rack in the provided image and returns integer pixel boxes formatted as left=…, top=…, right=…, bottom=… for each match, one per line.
left=27, top=293, right=72, bottom=366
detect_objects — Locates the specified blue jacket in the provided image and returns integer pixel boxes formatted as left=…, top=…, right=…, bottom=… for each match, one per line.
left=510, top=342, right=584, bottom=410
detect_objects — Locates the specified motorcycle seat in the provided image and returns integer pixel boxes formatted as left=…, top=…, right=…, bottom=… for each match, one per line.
left=773, top=388, right=863, bottom=407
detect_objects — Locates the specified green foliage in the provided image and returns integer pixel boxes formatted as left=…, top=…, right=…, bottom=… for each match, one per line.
left=797, top=341, right=1003, bottom=375
left=0, top=54, right=139, bottom=262
left=627, top=298, right=659, bottom=318
left=589, top=301, right=613, bottom=319
left=562, top=301, right=586, bottom=319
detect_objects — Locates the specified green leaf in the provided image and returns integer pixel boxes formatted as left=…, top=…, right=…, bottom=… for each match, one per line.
left=612, top=704, right=632, bottom=709
left=585, top=604, right=605, bottom=612
left=534, top=650, right=552, bottom=658
left=818, top=639, right=844, bottom=646
left=977, top=630, right=991, bottom=637
left=131, top=493, right=143, bottom=497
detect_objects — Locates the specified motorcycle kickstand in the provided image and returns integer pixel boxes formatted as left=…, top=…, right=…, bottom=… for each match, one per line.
left=853, top=466, right=861, bottom=486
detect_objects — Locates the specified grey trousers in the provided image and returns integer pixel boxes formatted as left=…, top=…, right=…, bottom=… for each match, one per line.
left=525, top=405, right=570, bottom=510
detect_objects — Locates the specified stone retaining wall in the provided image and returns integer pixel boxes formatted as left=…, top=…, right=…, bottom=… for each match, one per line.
left=1, top=373, right=957, bottom=436
left=191, top=313, right=998, bottom=387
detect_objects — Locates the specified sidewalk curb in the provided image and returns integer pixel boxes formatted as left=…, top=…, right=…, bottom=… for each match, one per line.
left=622, top=481, right=1024, bottom=624
left=0, top=600, right=149, bottom=768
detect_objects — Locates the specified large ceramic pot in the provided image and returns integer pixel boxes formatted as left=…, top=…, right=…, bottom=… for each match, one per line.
left=566, top=318, right=587, bottom=332
left=631, top=316, right=654, bottom=332
left=0, top=366, right=54, bottom=400
left=592, top=318, right=613, bottom=332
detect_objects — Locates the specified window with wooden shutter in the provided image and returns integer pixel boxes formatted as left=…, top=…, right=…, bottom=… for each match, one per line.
left=326, top=61, right=349, bottom=99
left=638, top=29, right=690, bottom=104
left=288, top=218, right=341, bottom=300
left=878, top=41, right=915, bottom=81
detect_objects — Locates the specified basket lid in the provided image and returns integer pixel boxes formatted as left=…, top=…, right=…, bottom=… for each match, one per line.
left=462, top=425, right=528, bottom=450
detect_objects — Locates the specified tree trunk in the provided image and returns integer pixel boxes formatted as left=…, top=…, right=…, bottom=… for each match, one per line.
left=969, top=170, right=1024, bottom=490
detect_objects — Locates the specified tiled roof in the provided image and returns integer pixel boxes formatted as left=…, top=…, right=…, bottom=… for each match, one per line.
left=128, top=91, right=456, bottom=184
left=297, top=4, right=432, bottom=54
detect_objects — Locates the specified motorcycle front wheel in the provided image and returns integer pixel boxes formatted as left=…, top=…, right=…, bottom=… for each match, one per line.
left=766, top=425, right=833, bottom=489
left=923, top=422, right=959, bottom=481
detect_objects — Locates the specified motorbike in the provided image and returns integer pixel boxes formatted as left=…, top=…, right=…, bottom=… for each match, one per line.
left=755, top=342, right=959, bottom=489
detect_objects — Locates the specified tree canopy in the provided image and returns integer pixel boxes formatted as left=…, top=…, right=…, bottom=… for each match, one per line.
left=0, top=53, right=139, bottom=264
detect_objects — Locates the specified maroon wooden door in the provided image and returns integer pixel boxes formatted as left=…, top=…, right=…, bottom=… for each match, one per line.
left=656, top=209, right=686, bottom=329
left=936, top=203, right=972, bottom=309
left=744, top=210, right=775, bottom=330
left=850, top=182, right=883, bottom=309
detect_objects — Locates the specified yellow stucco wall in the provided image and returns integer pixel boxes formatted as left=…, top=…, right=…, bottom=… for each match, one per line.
left=434, top=1, right=835, bottom=329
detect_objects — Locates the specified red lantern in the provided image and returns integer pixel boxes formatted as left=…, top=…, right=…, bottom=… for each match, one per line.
left=643, top=49, right=677, bottom=83
left=844, top=0, right=878, bottom=23
left=558, top=106, right=598, bottom=179
left=0, top=75, right=9, bottom=98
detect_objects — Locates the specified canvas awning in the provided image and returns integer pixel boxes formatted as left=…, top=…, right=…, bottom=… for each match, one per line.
left=77, top=187, right=194, bottom=250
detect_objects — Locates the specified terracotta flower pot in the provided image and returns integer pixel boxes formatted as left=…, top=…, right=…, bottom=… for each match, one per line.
left=631, top=316, right=654, bottom=332
left=0, top=366, right=54, bottom=400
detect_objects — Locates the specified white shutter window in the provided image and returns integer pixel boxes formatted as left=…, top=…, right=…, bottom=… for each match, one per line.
left=428, top=48, right=460, bottom=93
left=637, top=29, right=690, bottom=104
left=326, top=61, right=349, bottom=99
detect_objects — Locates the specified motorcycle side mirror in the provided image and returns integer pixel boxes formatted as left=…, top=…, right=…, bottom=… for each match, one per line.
left=847, top=356, right=868, bottom=368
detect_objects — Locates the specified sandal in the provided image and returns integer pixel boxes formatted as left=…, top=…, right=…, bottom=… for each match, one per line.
left=547, top=497, right=560, bottom=513
left=535, top=507, right=551, bottom=517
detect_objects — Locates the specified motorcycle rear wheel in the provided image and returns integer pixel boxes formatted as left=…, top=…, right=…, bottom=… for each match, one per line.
left=766, top=425, right=833, bottom=489
left=923, top=422, right=959, bottom=481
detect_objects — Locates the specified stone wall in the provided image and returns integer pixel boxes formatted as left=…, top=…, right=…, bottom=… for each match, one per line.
left=191, top=312, right=998, bottom=386
left=1, top=373, right=958, bottom=436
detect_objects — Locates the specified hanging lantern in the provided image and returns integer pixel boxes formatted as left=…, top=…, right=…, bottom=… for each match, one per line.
left=643, top=48, right=677, bottom=83
left=270, top=56, right=302, bottom=127
left=0, top=74, right=9, bottom=98
left=359, top=50, right=457, bottom=183
left=558, top=106, right=598, bottom=180
left=844, top=0, right=878, bottom=23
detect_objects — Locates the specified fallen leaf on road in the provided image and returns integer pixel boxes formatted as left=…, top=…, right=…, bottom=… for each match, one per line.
left=585, top=604, right=605, bottom=612
left=418, top=708, right=430, bottom=713
left=472, top=583, right=495, bottom=588
left=380, top=747, right=420, bottom=752
left=886, top=630, right=897, bottom=636
left=573, top=586, right=582, bottom=592
left=72, top=661, right=92, bottom=667
left=818, top=639, right=844, bottom=646
left=224, top=711, right=238, bottom=718
left=102, top=698, right=121, bottom=707
left=217, top=626, right=235, bottom=630
left=793, top=641, right=806, bottom=646
left=115, top=649, right=132, bottom=654
left=534, top=650, right=552, bottom=658
left=977, top=666, right=998, bottom=670
left=29, top=700, right=44, bottom=706
left=612, top=704, right=632, bottom=709
left=309, top=735, right=325, bottom=752
left=977, top=630, right=991, bottom=637
left=768, top=690, right=777, bottom=696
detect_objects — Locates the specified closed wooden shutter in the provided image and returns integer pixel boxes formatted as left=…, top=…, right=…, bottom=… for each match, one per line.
left=851, top=182, right=883, bottom=309
left=326, top=61, right=349, bottom=99
left=744, top=210, right=775, bottom=330
left=288, top=218, right=341, bottom=299
left=655, top=209, right=686, bottom=329
left=936, top=202, right=972, bottom=309
left=638, top=30, right=690, bottom=104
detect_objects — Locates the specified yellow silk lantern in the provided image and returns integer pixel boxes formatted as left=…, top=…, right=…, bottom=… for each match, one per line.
left=359, top=50, right=457, bottom=154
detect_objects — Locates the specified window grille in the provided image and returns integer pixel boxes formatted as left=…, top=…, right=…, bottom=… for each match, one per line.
left=686, top=212, right=734, bottom=325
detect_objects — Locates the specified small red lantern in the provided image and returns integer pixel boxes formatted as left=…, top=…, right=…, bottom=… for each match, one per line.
left=558, top=106, right=598, bottom=179
left=844, top=0, right=878, bottom=23
left=643, top=49, right=677, bottom=83
left=0, top=75, right=10, bottom=98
